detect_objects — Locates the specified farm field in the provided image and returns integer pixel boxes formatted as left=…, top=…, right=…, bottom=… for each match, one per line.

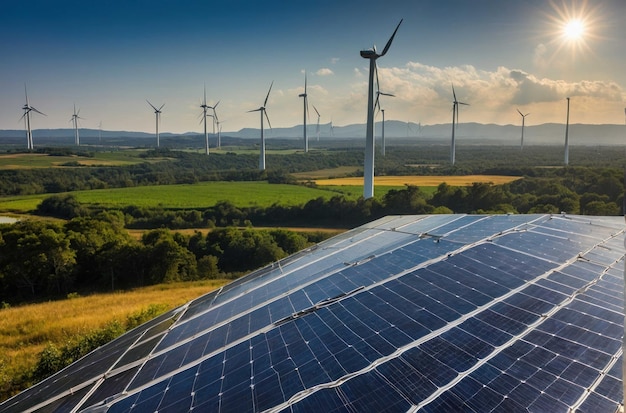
left=0, top=280, right=228, bottom=401
left=0, top=151, right=167, bottom=169
left=0, top=175, right=522, bottom=213
left=0, top=181, right=358, bottom=213
left=313, top=175, right=522, bottom=186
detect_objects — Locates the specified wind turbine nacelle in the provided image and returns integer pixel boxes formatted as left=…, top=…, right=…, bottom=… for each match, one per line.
left=299, top=93, right=307, bottom=98
left=360, top=49, right=377, bottom=58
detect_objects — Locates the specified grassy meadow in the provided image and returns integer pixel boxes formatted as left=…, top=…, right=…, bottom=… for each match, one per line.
left=0, top=175, right=523, bottom=213
left=0, top=151, right=161, bottom=169
left=0, top=280, right=228, bottom=400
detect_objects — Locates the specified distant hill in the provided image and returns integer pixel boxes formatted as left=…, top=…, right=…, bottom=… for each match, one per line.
left=1, top=122, right=624, bottom=146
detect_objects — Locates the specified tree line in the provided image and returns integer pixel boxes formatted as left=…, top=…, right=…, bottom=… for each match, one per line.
left=0, top=213, right=330, bottom=304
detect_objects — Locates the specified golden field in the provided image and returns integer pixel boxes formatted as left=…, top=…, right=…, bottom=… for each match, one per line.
left=313, top=175, right=522, bottom=186
left=0, top=280, right=228, bottom=399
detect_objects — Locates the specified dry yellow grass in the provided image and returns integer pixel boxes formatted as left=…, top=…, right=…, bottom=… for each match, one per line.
left=0, top=280, right=228, bottom=393
left=313, top=175, right=522, bottom=186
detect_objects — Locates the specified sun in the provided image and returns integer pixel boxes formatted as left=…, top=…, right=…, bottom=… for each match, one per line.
left=541, top=0, right=602, bottom=59
left=563, top=19, right=585, bottom=41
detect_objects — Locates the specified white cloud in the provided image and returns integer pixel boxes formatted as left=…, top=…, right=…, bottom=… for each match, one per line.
left=353, top=62, right=625, bottom=125
left=330, top=57, right=340, bottom=64
left=316, top=68, right=334, bottom=76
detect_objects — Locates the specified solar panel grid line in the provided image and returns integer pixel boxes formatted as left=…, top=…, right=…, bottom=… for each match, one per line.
left=265, top=227, right=624, bottom=412
left=569, top=349, right=623, bottom=412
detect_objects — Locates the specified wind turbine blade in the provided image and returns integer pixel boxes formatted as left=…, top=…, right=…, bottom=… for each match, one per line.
left=213, top=100, right=220, bottom=109
left=313, top=105, right=320, bottom=117
left=452, top=84, right=457, bottom=102
left=264, top=110, right=272, bottom=130
left=203, top=84, right=207, bottom=105
left=517, top=108, right=523, bottom=116
left=375, top=63, right=380, bottom=94
left=248, top=108, right=262, bottom=113
left=30, top=107, right=46, bottom=116
left=24, top=84, right=29, bottom=106
left=304, top=71, right=307, bottom=94
left=264, top=81, right=274, bottom=107
left=380, top=19, right=403, bottom=57
left=379, top=92, right=395, bottom=97
left=458, top=102, right=469, bottom=106
left=146, top=100, right=158, bottom=111
left=159, top=104, right=165, bottom=111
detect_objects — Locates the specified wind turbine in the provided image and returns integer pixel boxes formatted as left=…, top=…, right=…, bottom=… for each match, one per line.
left=313, top=105, right=321, bottom=142
left=374, top=67, right=395, bottom=157
left=248, top=81, right=273, bottom=171
left=210, top=102, right=220, bottom=147
left=147, top=100, right=164, bottom=148
left=450, top=84, right=469, bottom=165
left=329, top=118, right=334, bottom=137
left=20, top=85, right=45, bottom=150
left=200, top=86, right=211, bottom=155
left=299, top=72, right=310, bottom=152
left=360, top=19, right=402, bottom=199
left=98, top=121, right=102, bottom=144
left=564, top=97, right=570, bottom=166
left=70, top=104, right=84, bottom=146
left=517, top=109, right=530, bottom=150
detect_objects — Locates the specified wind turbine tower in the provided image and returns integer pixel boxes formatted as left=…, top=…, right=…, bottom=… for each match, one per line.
left=200, top=86, right=211, bottom=155
left=248, top=81, right=273, bottom=171
left=147, top=100, right=165, bottom=148
left=210, top=102, right=220, bottom=147
left=299, top=72, right=309, bottom=152
left=70, top=105, right=83, bottom=146
left=450, top=84, right=469, bottom=165
left=564, top=97, right=570, bottom=166
left=360, top=19, right=402, bottom=199
left=517, top=109, right=530, bottom=150
left=20, top=85, right=45, bottom=150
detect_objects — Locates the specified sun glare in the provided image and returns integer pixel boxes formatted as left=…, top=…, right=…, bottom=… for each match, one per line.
left=542, top=0, right=602, bottom=59
left=563, top=19, right=585, bottom=41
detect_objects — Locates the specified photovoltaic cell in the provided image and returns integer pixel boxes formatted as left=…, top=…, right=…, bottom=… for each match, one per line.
left=1, top=214, right=623, bottom=413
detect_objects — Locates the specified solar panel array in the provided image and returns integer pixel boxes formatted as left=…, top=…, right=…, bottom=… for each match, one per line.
left=1, top=214, right=623, bottom=413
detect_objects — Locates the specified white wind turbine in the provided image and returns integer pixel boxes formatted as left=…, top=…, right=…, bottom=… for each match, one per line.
left=450, top=84, right=469, bottom=165
left=70, top=104, right=84, bottom=146
left=564, top=97, right=570, bottom=165
left=248, top=81, right=273, bottom=171
left=299, top=72, right=310, bottom=152
left=374, top=67, right=395, bottom=157
left=313, top=105, right=321, bottom=141
left=200, top=86, right=211, bottom=155
left=147, top=100, right=165, bottom=148
left=209, top=100, right=222, bottom=148
left=517, top=109, right=530, bottom=150
left=20, top=85, right=45, bottom=150
left=360, top=19, right=402, bottom=199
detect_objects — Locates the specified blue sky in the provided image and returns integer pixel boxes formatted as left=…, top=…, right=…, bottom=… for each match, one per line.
left=1, top=0, right=624, bottom=134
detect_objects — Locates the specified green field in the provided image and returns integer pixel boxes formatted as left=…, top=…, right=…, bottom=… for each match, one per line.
left=0, top=151, right=165, bottom=169
left=0, top=181, right=374, bottom=212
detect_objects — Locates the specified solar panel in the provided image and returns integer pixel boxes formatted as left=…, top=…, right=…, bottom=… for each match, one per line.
left=1, top=214, right=623, bottom=413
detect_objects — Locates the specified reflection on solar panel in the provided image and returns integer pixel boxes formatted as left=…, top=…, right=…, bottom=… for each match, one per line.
left=1, top=214, right=624, bottom=413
